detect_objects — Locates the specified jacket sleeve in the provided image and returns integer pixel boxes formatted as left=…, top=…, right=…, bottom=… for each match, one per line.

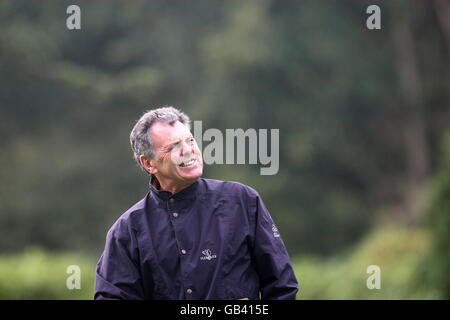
left=94, top=219, right=145, bottom=300
left=249, top=191, right=299, bottom=300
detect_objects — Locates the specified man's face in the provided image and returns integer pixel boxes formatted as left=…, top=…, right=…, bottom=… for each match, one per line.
left=148, top=121, right=203, bottom=189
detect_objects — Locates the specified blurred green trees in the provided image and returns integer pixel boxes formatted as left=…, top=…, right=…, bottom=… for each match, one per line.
left=0, top=248, right=95, bottom=299
left=419, top=132, right=450, bottom=299
left=0, top=0, right=448, bottom=266
left=294, top=225, right=439, bottom=299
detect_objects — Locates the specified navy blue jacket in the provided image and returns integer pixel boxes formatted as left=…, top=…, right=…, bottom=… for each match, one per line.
left=94, top=178, right=298, bottom=300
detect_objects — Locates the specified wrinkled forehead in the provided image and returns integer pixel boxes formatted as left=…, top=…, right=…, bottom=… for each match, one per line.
left=150, top=120, right=191, bottom=147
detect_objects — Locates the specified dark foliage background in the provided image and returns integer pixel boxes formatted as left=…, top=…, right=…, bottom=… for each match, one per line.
left=0, top=0, right=448, bottom=299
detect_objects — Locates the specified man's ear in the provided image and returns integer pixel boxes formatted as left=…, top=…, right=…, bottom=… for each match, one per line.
left=140, top=155, right=158, bottom=175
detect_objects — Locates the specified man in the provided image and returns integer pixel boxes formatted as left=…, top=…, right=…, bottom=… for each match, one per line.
left=94, top=106, right=298, bottom=300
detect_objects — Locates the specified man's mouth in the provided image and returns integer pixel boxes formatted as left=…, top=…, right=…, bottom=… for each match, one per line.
left=178, top=159, right=197, bottom=168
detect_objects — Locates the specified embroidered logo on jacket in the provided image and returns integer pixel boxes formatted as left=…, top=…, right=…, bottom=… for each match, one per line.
left=272, top=224, right=280, bottom=238
left=200, top=249, right=217, bottom=261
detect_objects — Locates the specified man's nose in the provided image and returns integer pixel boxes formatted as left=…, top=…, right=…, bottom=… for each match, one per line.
left=180, top=140, right=194, bottom=157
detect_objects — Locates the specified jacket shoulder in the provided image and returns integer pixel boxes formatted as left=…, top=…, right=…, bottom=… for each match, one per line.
left=200, top=178, right=260, bottom=198
left=106, top=195, right=148, bottom=238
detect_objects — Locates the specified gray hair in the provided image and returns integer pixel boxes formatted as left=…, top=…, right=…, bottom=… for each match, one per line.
left=130, top=106, right=191, bottom=172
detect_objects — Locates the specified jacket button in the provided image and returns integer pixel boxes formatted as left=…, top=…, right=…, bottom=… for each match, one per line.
left=169, top=198, right=175, bottom=204
left=181, top=249, right=187, bottom=255
left=173, top=212, right=178, bottom=218
left=186, top=288, right=193, bottom=295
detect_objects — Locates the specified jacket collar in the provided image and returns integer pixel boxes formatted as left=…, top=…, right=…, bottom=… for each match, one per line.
left=149, top=175, right=199, bottom=201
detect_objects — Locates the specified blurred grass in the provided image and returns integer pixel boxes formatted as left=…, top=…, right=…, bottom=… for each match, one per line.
left=0, top=225, right=441, bottom=299
left=294, top=225, right=441, bottom=299
left=0, top=247, right=96, bottom=299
